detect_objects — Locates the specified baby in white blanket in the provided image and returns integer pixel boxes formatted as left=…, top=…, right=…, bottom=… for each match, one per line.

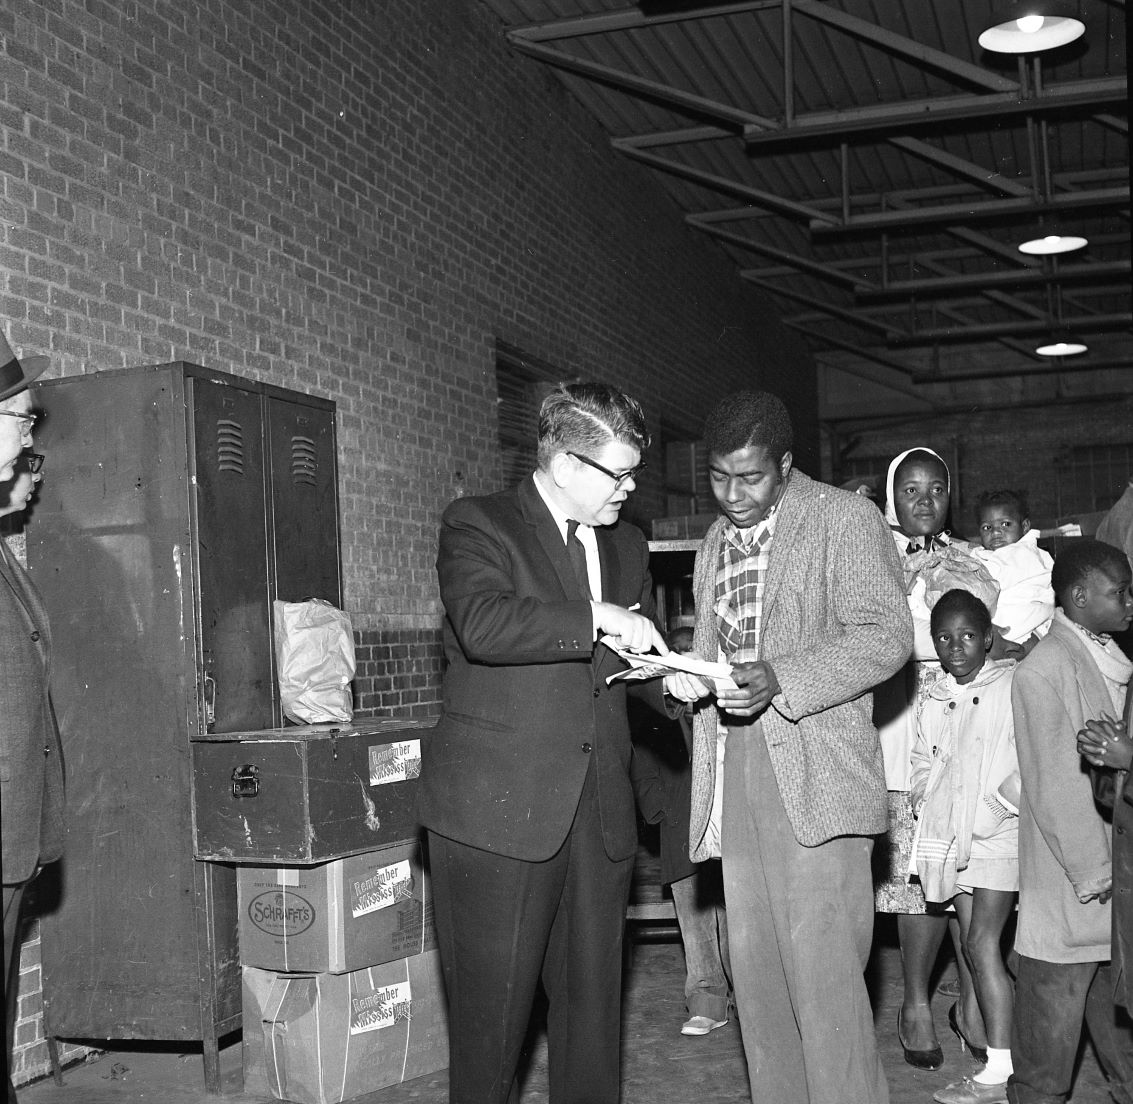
left=970, top=489, right=1055, bottom=650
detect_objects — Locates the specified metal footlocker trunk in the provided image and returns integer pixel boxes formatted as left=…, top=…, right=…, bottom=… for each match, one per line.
left=191, top=718, right=435, bottom=864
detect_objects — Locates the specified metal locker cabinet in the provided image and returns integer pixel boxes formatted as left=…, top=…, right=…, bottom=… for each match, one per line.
left=189, top=374, right=274, bottom=733
left=264, top=386, right=340, bottom=608
left=28, top=363, right=341, bottom=1093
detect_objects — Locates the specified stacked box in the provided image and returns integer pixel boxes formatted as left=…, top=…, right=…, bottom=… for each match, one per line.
left=237, top=839, right=435, bottom=974
left=242, top=950, right=449, bottom=1104
left=651, top=514, right=718, bottom=541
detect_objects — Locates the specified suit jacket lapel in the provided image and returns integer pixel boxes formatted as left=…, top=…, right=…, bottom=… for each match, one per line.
left=763, top=474, right=803, bottom=617
left=596, top=525, right=620, bottom=607
left=517, top=475, right=586, bottom=601
left=593, top=526, right=622, bottom=678
left=1051, top=616, right=1113, bottom=718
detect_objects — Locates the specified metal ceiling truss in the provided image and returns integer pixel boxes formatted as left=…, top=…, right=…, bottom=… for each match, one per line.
left=505, top=0, right=1130, bottom=388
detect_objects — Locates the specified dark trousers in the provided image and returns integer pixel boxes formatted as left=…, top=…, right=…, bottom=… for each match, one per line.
left=3, top=883, right=26, bottom=1104
left=1008, top=955, right=1133, bottom=1104
left=427, top=762, right=635, bottom=1104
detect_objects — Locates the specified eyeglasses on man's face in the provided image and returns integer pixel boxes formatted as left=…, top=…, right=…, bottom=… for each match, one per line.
left=567, top=451, right=647, bottom=490
left=0, top=409, right=39, bottom=434
left=22, top=452, right=45, bottom=474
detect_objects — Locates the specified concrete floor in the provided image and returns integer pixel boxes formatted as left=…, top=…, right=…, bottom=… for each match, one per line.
left=17, top=918, right=1116, bottom=1104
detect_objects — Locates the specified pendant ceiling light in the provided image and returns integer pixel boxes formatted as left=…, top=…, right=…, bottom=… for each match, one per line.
left=1018, top=231, right=1088, bottom=255
left=1036, top=284, right=1087, bottom=356
left=978, top=3, right=1086, bottom=53
left=1035, top=333, right=1088, bottom=356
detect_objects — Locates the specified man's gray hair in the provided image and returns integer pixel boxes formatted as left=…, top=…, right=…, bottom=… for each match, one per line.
left=536, top=382, right=650, bottom=469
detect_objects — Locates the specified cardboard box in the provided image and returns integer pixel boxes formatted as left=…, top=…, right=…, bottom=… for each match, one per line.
left=242, top=951, right=449, bottom=1104
left=237, top=840, right=435, bottom=974
left=650, top=514, right=718, bottom=541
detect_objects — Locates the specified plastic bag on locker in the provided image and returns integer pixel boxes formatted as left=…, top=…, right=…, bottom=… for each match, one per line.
left=273, top=598, right=356, bottom=723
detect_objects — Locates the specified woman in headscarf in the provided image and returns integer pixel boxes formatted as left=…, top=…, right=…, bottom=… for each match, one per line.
left=875, top=447, right=1000, bottom=1074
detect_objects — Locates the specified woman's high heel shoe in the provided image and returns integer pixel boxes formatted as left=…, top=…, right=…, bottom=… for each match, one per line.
left=898, top=1009, right=944, bottom=1071
left=948, top=1001, right=989, bottom=1065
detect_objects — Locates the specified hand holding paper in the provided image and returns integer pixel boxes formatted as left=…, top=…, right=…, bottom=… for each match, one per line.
left=600, top=636, right=737, bottom=690
left=715, top=659, right=780, bottom=717
left=664, top=670, right=713, bottom=702
left=592, top=603, right=668, bottom=655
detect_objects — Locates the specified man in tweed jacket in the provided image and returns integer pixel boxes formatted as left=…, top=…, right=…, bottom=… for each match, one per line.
left=680, top=392, right=911, bottom=1104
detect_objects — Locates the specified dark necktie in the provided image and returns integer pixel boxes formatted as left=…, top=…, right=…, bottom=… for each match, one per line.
left=566, top=519, right=592, bottom=600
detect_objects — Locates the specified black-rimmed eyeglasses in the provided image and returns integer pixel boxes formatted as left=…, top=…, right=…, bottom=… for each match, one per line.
left=22, top=452, right=45, bottom=474
left=567, top=451, right=646, bottom=490
left=0, top=409, right=39, bottom=433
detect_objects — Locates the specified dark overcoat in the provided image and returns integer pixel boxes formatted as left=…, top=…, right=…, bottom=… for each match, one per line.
left=0, top=545, right=64, bottom=885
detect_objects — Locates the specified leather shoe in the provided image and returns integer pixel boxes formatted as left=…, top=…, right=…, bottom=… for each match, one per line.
left=681, top=1015, right=728, bottom=1036
left=898, top=1009, right=944, bottom=1070
left=932, top=1076, right=1008, bottom=1104
left=948, top=1001, right=989, bottom=1065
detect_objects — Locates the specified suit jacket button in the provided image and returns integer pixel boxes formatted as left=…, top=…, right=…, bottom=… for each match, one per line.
left=581, top=742, right=592, bottom=754
left=30, top=630, right=40, bottom=642
left=592, top=688, right=600, bottom=698
left=557, top=640, right=565, bottom=649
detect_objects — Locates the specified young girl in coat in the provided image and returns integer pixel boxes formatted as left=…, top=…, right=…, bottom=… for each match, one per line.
left=911, top=589, right=1019, bottom=1104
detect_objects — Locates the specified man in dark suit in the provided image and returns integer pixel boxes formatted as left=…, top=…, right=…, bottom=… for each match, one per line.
left=0, top=331, right=60, bottom=1104
left=418, top=381, right=676, bottom=1104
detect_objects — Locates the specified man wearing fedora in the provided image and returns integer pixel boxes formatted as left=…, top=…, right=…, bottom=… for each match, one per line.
left=0, top=331, right=60, bottom=1103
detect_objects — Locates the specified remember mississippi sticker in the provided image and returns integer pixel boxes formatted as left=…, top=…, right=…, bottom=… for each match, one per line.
left=350, top=859, right=413, bottom=919
left=368, top=739, right=421, bottom=786
left=350, top=979, right=412, bottom=1034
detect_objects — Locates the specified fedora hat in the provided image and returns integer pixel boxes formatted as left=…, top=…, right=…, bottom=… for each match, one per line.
left=0, top=330, right=49, bottom=402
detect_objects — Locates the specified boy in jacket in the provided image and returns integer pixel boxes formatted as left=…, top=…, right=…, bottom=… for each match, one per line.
left=1009, top=539, right=1133, bottom=1104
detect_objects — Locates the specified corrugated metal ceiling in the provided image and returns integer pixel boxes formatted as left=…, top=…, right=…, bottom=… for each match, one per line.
left=478, top=0, right=1130, bottom=410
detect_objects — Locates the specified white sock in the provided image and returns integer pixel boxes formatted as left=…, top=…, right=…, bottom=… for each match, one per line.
left=974, top=1047, right=1012, bottom=1085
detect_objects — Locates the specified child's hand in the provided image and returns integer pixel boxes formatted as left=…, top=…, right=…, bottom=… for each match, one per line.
left=1079, top=881, right=1113, bottom=905
left=1081, top=888, right=1113, bottom=904
left=1077, top=872, right=1113, bottom=904
left=1077, top=714, right=1133, bottom=771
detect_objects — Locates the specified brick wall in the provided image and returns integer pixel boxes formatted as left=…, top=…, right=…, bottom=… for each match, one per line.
left=353, top=627, right=444, bottom=718
left=1, top=0, right=814, bottom=631
left=1, top=0, right=814, bottom=1083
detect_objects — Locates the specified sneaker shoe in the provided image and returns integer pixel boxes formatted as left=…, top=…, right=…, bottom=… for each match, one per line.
left=681, top=1015, right=728, bottom=1036
left=932, top=1077, right=1008, bottom=1104
left=937, top=975, right=962, bottom=997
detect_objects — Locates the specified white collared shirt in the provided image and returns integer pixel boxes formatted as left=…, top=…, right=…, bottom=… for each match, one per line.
left=532, top=472, right=602, bottom=648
